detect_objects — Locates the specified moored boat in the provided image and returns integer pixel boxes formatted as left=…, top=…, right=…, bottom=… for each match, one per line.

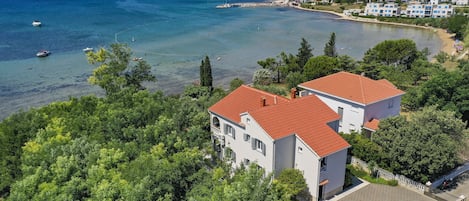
left=83, top=47, right=94, bottom=52
left=32, top=20, right=42, bottom=27
left=36, top=50, right=51, bottom=57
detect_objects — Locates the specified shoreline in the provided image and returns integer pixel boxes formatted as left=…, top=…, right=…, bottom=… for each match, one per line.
left=290, top=5, right=455, bottom=57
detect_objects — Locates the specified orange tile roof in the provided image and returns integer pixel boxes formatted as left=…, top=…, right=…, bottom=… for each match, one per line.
left=299, top=72, right=405, bottom=105
left=208, top=85, right=290, bottom=124
left=250, top=95, right=350, bottom=157
left=363, top=118, right=380, bottom=132
left=209, top=85, right=350, bottom=157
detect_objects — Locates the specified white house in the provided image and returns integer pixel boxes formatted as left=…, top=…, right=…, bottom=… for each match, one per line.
left=298, top=72, right=405, bottom=135
left=405, top=1, right=454, bottom=18
left=453, top=0, right=468, bottom=6
left=364, top=2, right=401, bottom=17
left=208, top=85, right=350, bottom=201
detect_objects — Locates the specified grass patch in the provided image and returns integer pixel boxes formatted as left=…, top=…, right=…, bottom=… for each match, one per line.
left=347, top=165, right=398, bottom=186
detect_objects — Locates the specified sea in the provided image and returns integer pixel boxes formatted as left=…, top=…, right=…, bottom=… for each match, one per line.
left=0, top=0, right=442, bottom=119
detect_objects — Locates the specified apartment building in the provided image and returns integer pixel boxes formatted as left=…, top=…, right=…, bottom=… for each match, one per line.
left=298, top=72, right=405, bottom=135
left=209, top=85, right=350, bottom=200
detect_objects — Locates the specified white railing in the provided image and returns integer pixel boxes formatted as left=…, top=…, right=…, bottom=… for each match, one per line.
left=350, top=157, right=427, bottom=193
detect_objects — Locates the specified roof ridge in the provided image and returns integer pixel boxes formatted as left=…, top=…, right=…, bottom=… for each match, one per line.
left=358, top=75, right=366, bottom=104
left=242, top=85, right=291, bottom=101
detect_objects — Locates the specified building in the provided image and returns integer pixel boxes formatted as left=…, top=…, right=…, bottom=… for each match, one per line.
left=453, top=0, right=468, bottom=6
left=364, top=2, right=401, bottom=17
left=298, top=72, right=405, bottom=135
left=208, top=85, right=350, bottom=201
left=405, top=0, right=453, bottom=18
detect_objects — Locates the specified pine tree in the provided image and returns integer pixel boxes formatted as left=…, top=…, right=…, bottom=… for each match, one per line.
left=296, top=38, right=313, bottom=72
left=324, top=32, right=337, bottom=57
left=200, top=56, right=213, bottom=89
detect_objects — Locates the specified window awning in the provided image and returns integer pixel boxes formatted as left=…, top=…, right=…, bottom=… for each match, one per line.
left=319, top=179, right=329, bottom=186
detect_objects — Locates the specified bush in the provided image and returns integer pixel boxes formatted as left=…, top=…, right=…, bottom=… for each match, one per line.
left=347, top=165, right=398, bottom=186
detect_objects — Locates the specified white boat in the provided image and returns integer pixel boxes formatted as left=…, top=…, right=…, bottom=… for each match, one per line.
left=83, top=47, right=94, bottom=52
left=216, top=0, right=232, bottom=8
left=32, top=20, right=42, bottom=27
left=36, top=50, right=51, bottom=57
left=216, top=3, right=232, bottom=8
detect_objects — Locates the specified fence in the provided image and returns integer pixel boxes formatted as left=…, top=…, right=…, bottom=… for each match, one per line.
left=350, top=157, right=427, bottom=193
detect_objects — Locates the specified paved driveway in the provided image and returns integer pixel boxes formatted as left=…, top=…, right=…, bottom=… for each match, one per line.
left=327, top=177, right=435, bottom=201
left=433, top=171, right=469, bottom=201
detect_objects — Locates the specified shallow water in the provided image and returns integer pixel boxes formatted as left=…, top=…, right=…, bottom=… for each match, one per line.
left=0, top=0, right=442, bottom=119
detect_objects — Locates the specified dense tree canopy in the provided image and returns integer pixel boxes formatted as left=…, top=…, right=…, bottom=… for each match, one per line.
left=362, top=39, right=418, bottom=68
left=87, top=43, right=156, bottom=95
left=303, top=55, right=339, bottom=80
left=373, top=106, right=469, bottom=183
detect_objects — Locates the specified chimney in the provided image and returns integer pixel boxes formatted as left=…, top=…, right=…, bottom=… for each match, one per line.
left=274, top=96, right=277, bottom=105
left=260, top=97, right=266, bottom=107
left=290, top=88, right=297, bottom=99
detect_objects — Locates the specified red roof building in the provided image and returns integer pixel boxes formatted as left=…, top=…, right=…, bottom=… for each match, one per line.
left=209, top=85, right=350, bottom=200
left=298, top=71, right=405, bottom=134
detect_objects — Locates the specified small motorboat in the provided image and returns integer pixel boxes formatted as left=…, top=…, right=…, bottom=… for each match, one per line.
left=83, top=47, right=94, bottom=52
left=36, top=50, right=51, bottom=57
left=132, top=57, right=143, bottom=61
left=32, top=20, right=42, bottom=27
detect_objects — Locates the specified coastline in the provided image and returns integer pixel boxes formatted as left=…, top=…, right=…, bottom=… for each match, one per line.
left=290, top=5, right=455, bottom=57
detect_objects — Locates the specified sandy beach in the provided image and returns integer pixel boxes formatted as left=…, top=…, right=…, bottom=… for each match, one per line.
left=290, top=5, right=456, bottom=56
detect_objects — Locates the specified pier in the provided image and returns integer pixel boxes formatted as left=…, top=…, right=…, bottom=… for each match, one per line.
left=216, top=1, right=288, bottom=8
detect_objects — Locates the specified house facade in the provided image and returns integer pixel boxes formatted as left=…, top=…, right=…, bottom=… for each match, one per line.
left=209, top=85, right=350, bottom=200
left=405, top=1, right=453, bottom=18
left=298, top=72, right=405, bottom=134
left=364, top=2, right=401, bottom=17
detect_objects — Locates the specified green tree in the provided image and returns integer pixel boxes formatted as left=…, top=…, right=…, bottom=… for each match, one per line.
left=363, top=39, right=418, bottom=68
left=199, top=56, right=213, bottom=89
left=373, top=106, right=468, bottom=182
left=297, top=38, right=314, bottom=72
left=447, top=15, right=468, bottom=39
left=253, top=69, right=273, bottom=86
left=303, top=55, right=339, bottom=80
left=285, top=72, right=306, bottom=91
left=87, top=43, right=155, bottom=95
left=229, top=78, right=244, bottom=91
left=324, top=32, right=337, bottom=57
left=273, top=169, right=308, bottom=200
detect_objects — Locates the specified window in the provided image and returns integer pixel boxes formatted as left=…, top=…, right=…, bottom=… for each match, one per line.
left=349, top=124, right=356, bottom=132
left=244, top=158, right=250, bottom=165
left=224, top=124, right=235, bottom=139
left=338, top=107, right=344, bottom=127
left=320, top=158, right=327, bottom=171
left=244, top=133, right=251, bottom=142
left=298, top=146, right=303, bottom=153
left=225, top=148, right=236, bottom=162
left=246, top=118, right=251, bottom=124
left=212, top=117, right=220, bottom=128
left=252, top=138, right=266, bottom=155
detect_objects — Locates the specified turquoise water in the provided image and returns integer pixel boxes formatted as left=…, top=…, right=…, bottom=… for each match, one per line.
left=0, top=0, right=442, bottom=119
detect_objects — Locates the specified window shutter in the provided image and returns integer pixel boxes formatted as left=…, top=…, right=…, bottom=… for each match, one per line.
left=251, top=138, right=256, bottom=150
left=224, top=124, right=227, bottom=134
left=262, top=142, right=266, bottom=156
left=232, top=129, right=235, bottom=139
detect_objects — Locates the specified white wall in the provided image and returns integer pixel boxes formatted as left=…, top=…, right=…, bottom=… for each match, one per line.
left=274, top=135, right=296, bottom=176
left=319, top=149, right=348, bottom=198
left=241, top=114, right=274, bottom=172
left=294, top=137, right=321, bottom=201
left=309, top=91, right=365, bottom=134
left=364, top=96, right=401, bottom=123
